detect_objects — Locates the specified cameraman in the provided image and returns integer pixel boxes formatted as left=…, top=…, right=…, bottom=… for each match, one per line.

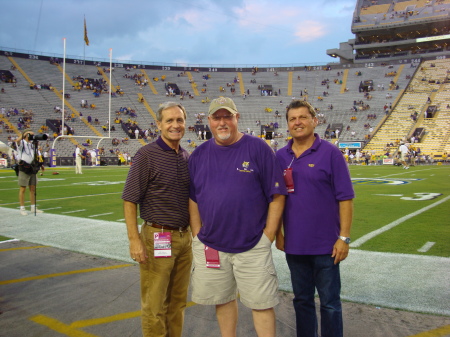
left=15, top=129, right=44, bottom=216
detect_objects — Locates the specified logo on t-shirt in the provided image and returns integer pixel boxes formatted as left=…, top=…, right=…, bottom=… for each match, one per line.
left=237, top=161, right=254, bottom=173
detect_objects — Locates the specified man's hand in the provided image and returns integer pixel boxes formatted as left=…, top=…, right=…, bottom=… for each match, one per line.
left=275, top=233, right=285, bottom=251
left=129, top=237, right=148, bottom=263
left=331, top=239, right=349, bottom=265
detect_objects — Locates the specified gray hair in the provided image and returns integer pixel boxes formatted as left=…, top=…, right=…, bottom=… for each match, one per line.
left=156, top=102, right=187, bottom=122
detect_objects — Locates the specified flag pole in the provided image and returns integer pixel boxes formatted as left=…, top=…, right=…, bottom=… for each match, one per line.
left=62, top=38, right=66, bottom=137
left=109, top=48, right=112, bottom=139
left=83, top=15, right=86, bottom=73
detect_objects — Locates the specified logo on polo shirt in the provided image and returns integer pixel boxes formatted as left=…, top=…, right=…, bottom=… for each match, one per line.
left=308, top=164, right=315, bottom=167
left=237, top=161, right=254, bottom=173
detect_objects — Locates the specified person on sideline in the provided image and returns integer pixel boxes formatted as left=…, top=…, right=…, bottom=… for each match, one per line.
left=399, top=142, right=410, bottom=169
left=275, top=100, right=354, bottom=337
left=122, top=102, right=192, bottom=337
left=75, top=144, right=83, bottom=174
left=15, top=129, right=44, bottom=216
left=189, top=96, right=287, bottom=337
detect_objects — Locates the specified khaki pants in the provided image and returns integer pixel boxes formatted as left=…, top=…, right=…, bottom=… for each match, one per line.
left=140, top=225, right=192, bottom=337
left=75, top=157, right=82, bottom=174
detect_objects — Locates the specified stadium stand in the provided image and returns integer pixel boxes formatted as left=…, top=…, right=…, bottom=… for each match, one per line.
left=1, top=52, right=448, bottom=165
left=327, top=0, right=450, bottom=63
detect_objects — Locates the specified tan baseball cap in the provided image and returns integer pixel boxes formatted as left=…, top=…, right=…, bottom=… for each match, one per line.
left=22, top=128, right=33, bottom=137
left=208, top=97, right=238, bottom=115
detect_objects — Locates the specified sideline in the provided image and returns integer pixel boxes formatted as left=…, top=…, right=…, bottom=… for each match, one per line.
left=1, top=207, right=449, bottom=316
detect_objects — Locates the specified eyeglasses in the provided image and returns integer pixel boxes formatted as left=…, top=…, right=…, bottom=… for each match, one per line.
left=210, top=115, right=234, bottom=122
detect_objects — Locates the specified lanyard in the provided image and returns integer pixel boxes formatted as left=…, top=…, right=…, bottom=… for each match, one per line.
left=287, top=156, right=295, bottom=169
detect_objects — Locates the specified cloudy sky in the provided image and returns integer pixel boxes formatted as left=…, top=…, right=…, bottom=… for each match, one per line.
left=0, top=0, right=356, bottom=67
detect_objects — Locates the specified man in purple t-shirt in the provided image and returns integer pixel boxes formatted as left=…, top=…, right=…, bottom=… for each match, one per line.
left=189, top=97, right=287, bottom=337
left=276, top=100, right=354, bottom=337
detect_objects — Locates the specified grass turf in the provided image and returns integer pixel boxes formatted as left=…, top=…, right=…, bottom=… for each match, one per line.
left=0, top=164, right=449, bottom=257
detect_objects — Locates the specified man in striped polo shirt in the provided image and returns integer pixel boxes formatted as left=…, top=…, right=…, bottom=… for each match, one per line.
left=122, top=102, right=191, bottom=337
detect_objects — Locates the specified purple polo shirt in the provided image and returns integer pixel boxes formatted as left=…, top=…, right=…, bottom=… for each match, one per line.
left=276, top=134, right=354, bottom=255
left=189, top=134, right=287, bottom=253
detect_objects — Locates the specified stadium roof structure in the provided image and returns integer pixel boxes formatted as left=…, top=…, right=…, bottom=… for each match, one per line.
left=327, top=0, right=450, bottom=64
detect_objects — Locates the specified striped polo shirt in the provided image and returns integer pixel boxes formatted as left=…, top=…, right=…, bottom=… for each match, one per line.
left=121, top=137, right=190, bottom=228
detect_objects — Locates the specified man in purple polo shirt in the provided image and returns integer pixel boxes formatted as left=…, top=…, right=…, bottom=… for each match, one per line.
left=276, top=100, right=354, bottom=337
left=189, top=96, right=287, bottom=337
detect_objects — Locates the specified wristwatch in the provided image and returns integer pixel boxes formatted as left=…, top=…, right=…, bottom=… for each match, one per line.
left=338, top=236, right=351, bottom=244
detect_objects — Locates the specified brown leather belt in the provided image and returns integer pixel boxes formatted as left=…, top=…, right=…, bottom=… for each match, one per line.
left=145, top=221, right=189, bottom=232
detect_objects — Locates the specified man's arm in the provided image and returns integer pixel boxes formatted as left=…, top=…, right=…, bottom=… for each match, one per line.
left=189, top=198, right=202, bottom=238
left=263, top=194, right=285, bottom=242
left=15, top=133, right=24, bottom=144
left=123, top=200, right=147, bottom=263
left=332, top=199, right=353, bottom=264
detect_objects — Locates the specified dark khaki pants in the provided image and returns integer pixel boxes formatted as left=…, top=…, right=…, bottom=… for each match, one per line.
left=140, top=225, right=192, bottom=337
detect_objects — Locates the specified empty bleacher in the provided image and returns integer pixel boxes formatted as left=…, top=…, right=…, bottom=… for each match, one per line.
left=1, top=53, right=449, bottom=164
left=364, top=58, right=450, bottom=155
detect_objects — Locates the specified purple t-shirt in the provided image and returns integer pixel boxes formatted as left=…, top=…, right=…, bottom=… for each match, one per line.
left=189, top=134, right=287, bottom=253
left=276, top=134, right=355, bottom=255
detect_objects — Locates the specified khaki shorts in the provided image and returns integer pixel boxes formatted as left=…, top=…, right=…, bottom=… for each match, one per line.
left=191, top=233, right=279, bottom=310
left=18, top=171, right=36, bottom=186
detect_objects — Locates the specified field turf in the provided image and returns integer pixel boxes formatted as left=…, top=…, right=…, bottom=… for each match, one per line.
left=0, top=164, right=449, bottom=257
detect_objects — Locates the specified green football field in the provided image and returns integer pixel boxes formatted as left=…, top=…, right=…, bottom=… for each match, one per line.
left=0, top=164, right=449, bottom=257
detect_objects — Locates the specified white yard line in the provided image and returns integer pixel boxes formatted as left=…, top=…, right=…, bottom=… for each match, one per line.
left=351, top=195, right=450, bottom=248
left=378, top=167, right=438, bottom=178
left=88, top=213, right=114, bottom=218
left=61, top=209, right=86, bottom=214
left=0, top=192, right=121, bottom=206
left=0, top=238, right=20, bottom=244
left=418, top=242, right=436, bottom=253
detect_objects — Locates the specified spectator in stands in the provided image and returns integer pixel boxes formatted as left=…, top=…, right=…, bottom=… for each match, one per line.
left=276, top=100, right=354, bottom=337
left=122, top=102, right=191, bottom=337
